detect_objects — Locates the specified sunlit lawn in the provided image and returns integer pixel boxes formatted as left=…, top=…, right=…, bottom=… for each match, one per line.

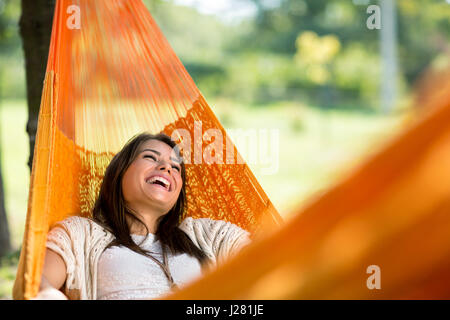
left=0, top=98, right=406, bottom=299
left=0, top=99, right=29, bottom=299
left=210, top=98, right=406, bottom=218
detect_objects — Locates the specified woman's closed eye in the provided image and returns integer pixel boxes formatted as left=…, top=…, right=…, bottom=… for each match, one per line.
left=144, top=154, right=180, bottom=171
left=144, top=154, right=157, bottom=161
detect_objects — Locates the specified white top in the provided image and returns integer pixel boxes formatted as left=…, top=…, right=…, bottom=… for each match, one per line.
left=96, top=234, right=203, bottom=300
left=45, top=216, right=251, bottom=300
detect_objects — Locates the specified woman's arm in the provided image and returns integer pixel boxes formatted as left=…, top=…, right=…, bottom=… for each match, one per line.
left=32, top=248, right=68, bottom=300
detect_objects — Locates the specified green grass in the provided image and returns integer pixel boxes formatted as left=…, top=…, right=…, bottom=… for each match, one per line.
left=0, top=99, right=29, bottom=299
left=210, top=99, right=406, bottom=218
left=0, top=250, right=20, bottom=300
left=0, top=98, right=407, bottom=299
left=0, top=100, right=29, bottom=249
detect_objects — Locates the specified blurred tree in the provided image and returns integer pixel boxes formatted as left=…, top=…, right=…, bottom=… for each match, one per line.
left=231, top=0, right=450, bottom=109
left=294, top=31, right=341, bottom=85
left=0, top=0, right=21, bottom=52
left=380, top=0, right=398, bottom=114
left=239, top=0, right=377, bottom=54
left=396, top=0, right=450, bottom=83
left=227, top=0, right=381, bottom=106
left=0, top=0, right=24, bottom=99
left=144, top=0, right=231, bottom=97
left=19, top=0, right=55, bottom=171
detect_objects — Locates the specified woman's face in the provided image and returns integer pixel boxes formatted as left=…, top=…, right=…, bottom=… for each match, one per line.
left=122, top=139, right=183, bottom=215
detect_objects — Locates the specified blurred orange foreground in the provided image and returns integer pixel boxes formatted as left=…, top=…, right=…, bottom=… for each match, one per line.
left=167, top=77, right=450, bottom=299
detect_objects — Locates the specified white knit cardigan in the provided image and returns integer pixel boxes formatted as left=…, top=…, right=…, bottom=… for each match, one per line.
left=45, top=216, right=251, bottom=300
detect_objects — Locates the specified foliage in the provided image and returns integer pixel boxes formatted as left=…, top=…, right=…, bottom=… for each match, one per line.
left=0, top=0, right=24, bottom=98
left=0, top=249, right=19, bottom=299
left=230, top=0, right=450, bottom=110
left=0, top=0, right=21, bottom=53
left=294, top=31, right=341, bottom=85
left=1, top=0, right=449, bottom=107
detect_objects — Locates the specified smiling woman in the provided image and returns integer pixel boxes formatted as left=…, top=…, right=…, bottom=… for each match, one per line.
left=121, top=139, right=184, bottom=232
left=32, top=132, right=252, bottom=300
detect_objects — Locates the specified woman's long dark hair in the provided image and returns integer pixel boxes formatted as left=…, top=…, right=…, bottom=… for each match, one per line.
left=92, top=132, right=208, bottom=264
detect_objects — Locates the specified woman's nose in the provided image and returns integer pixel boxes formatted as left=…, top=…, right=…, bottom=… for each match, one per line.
left=156, top=161, right=171, bottom=173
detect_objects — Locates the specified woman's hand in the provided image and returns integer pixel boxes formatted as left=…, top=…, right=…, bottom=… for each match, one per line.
left=32, top=286, right=68, bottom=300
left=32, top=257, right=69, bottom=300
left=32, top=248, right=69, bottom=300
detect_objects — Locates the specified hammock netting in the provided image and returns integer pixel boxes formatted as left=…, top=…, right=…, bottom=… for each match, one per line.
left=13, top=0, right=282, bottom=300
left=13, top=0, right=450, bottom=300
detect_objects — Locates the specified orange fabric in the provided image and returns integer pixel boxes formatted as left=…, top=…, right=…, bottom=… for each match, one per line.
left=13, top=0, right=282, bottom=300
left=166, top=78, right=450, bottom=299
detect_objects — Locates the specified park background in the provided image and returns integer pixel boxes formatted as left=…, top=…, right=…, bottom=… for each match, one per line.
left=0, top=0, right=449, bottom=299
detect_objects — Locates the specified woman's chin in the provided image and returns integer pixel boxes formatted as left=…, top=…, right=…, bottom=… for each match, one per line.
left=143, top=191, right=176, bottom=210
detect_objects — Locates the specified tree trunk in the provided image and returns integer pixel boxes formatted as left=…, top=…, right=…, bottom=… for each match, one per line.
left=19, top=0, right=55, bottom=171
left=380, top=0, right=398, bottom=114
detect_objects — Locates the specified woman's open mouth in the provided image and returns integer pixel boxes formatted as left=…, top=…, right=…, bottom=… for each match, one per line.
left=145, top=175, right=171, bottom=191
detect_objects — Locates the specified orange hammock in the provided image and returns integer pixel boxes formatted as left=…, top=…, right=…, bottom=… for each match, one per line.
left=166, top=75, right=450, bottom=300
left=13, top=0, right=282, bottom=300
left=14, top=0, right=450, bottom=300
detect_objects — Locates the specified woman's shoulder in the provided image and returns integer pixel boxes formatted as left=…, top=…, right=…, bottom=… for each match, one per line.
left=179, top=216, right=250, bottom=238
left=49, top=216, right=109, bottom=237
left=179, top=216, right=223, bottom=232
left=178, top=217, right=252, bottom=265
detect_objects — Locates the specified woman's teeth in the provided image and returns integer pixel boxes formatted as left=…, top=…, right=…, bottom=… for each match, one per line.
left=146, top=176, right=170, bottom=191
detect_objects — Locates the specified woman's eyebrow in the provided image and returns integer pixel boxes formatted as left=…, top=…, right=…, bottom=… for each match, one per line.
left=142, top=148, right=160, bottom=155
left=142, top=148, right=181, bottom=163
